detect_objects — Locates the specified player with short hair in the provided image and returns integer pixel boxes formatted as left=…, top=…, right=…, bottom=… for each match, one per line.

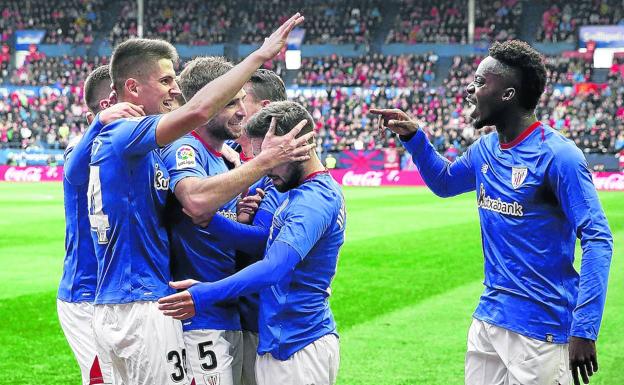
left=160, top=56, right=248, bottom=385
left=159, top=101, right=345, bottom=385
left=88, top=14, right=308, bottom=384
left=236, top=68, right=289, bottom=385
left=371, top=40, right=613, bottom=385
left=58, top=64, right=144, bottom=385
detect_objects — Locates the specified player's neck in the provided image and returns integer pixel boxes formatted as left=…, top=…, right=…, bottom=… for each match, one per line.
left=195, top=129, right=225, bottom=155
left=298, top=155, right=325, bottom=184
left=496, top=111, right=538, bottom=144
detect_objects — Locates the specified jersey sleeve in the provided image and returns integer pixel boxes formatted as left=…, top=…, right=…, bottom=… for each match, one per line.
left=110, top=115, right=163, bottom=158
left=401, top=129, right=476, bottom=197
left=253, top=185, right=285, bottom=228
left=548, top=145, right=613, bottom=340
left=274, top=186, right=337, bottom=259
left=160, top=138, right=208, bottom=192
left=64, top=114, right=105, bottom=185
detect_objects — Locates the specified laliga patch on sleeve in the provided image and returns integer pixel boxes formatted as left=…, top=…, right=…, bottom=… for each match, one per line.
left=176, top=145, right=197, bottom=169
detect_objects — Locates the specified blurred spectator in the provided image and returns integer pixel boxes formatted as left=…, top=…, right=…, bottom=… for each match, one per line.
left=386, top=0, right=467, bottom=44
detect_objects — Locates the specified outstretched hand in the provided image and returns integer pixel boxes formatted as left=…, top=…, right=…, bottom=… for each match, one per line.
left=569, top=336, right=598, bottom=385
left=260, top=117, right=315, bottom=167
left=369, top=108, right=419, bottom=137
left=256, top=13, right=305, bottom=62
left=157, top=279, right=200, bottom=320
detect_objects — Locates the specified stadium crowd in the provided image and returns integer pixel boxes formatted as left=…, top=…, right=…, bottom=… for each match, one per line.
left=536, top=0, right=624, bottom=43
left=0, top=0, right=103, bottom=44
left=2, top=52, right=624, bottom=158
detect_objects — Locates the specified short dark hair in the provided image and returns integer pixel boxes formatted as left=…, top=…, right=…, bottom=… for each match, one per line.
left=488, top=40, right=547, bottom=110
left=246, top=69, right=287, bottom=102
left=84, top=65, right=111, bottom=114
left=178, top=56, right=233, bottom=101
left=246, top=101, right=314, bottom=141
left=110, top=38, right=178, bottom=94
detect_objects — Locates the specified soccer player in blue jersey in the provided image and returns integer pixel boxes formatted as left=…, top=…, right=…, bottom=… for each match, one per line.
left=88, top=14, right=309, bottom=385
left=160, top=56, right=250, bottom=385
left=58, top=64, right=146, bottom=385
left=371, top=40, right=613, bottom=385
left=237, top=68, right=289, bottom=385
left=159, top=101, right=346, bottom=385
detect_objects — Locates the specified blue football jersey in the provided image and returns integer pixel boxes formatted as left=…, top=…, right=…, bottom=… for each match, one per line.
left=160, top=132, right=241, bottom=331
left=258, top=172, right=346, bottom=359
left=58, top=136, right=98, bottom=302
left=238, top=176, right=288, bottom=333
left=403, top=122, right=613, bottom=343
left=88, top=115, right=173, bottom=304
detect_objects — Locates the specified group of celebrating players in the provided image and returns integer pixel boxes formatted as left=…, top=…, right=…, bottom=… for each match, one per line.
left=56, top=11, right=613, bottom=385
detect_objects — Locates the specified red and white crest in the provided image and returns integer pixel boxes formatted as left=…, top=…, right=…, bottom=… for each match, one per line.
left=511, top=167, right=528, bottom=189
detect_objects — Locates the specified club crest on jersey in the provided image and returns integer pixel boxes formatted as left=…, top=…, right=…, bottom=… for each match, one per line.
left=481, top=164, right=488, bottom=174
left=511, top=166, right=528, bottom=189
left=204, top=373, right=220, bottom=385
left=176, top=145, right=196, bottom=169
left=154, top=163, right=170, bottom=190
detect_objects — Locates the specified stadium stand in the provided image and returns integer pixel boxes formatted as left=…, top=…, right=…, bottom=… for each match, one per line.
left=1, top=0, right=623, bottom=167
left=536, top=0, right=624, bottom=43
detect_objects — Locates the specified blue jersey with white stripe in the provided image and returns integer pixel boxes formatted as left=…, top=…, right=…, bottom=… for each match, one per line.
left=403, top=122, right=613, bottom=343
left=160, top=133, right=240, bottom=331
left=88, top=115, right=173, bottom=304
left=238, top=176, right=288, bottom=333
left=258, top=172, right=346, bottom=359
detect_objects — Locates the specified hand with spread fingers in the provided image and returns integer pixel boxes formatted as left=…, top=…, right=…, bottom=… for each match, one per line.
left=369, top=108, right=419, bottom=138
left=569, top=336, right=598, bottom=385
left=157, top=279, right=200, bottom=320
left=256, top=13, right=305, bottom=62
left=261, top=117, right=316, bottom=166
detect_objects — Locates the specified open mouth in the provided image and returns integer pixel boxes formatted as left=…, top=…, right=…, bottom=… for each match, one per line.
left=163, top=100, right=173, bottom=110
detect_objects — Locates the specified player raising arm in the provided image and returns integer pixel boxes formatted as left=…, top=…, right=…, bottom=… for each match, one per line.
left=89, top=14, right=307, bottom=385
left=371, top=40, right=613, bottom=385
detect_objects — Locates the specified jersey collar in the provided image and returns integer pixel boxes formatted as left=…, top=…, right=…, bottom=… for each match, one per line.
left=302, top=169, right=329, bottom=183
left=191, top=131, right=222, bottom=157
left=499, top=121, right=541, bottom=150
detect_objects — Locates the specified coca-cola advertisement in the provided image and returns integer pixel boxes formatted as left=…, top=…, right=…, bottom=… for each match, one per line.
left=0, top=166, right=63, bottom=182
left=331, top=169, right=624, bottom=191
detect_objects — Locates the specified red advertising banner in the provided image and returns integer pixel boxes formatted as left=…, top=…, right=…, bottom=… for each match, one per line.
left=0, top=166, right=63, bottom=182
left=1, top=166, right=623, bottom=192
left=330, top=169, right=624, bottom=191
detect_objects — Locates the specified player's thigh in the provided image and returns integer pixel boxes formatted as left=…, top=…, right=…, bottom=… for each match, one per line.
left=255, top=334, right=339, bottom=385
left=57, top=300, right=113, bottom=385
left=504, top=334, right=570, bottom=385
left=184, top=329, right=239, bottom=385
left=241, top=331, right=259, bottom=385
left=225, top=330, right=243, bottom=385
left=93, top=302, right=189, bottom=385
left=465, top=318, right=506, bottom=385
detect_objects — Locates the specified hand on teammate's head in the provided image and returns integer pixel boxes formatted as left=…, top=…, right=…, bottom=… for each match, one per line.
left=260, top=117, right=315, bottom=167
left=255, top=13, right=305, bottom=62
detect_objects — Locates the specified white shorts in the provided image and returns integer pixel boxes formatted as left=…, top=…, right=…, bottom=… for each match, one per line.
left=57, top=299, right=112, bottom=385
left=255, top=333, right=340, bottom=385
left=465, top=318, right=572, bottom=385
left=241, top=331, right=259, bottom=385
left=184, top=329, right=243, bottom=385
left=92, top=301, right=190, bottom=385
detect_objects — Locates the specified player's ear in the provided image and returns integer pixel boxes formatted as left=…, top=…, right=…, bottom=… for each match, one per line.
left=502, top=87, right=516, bottom=102
left=125, top=78, right=139, bottom=97
left=86, top=112, right=95, bottom=125
left=261, top=99, right=271, bottom=107
left=99, top=99, right=111, bottom=110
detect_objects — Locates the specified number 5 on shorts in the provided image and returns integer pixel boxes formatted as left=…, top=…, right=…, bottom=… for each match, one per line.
left=198, top=341, right=217, bottom=371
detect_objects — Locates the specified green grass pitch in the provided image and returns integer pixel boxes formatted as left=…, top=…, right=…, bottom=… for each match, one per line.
left=0, top=182, right=622, bottom=384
